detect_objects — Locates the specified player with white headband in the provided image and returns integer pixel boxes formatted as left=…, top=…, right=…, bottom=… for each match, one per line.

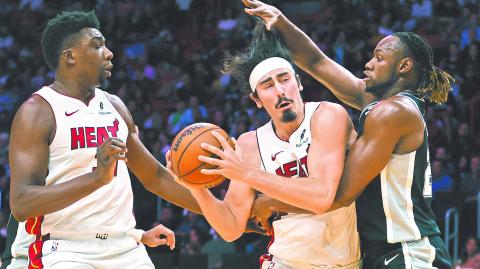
left=167, top=22, right=362, bottom=268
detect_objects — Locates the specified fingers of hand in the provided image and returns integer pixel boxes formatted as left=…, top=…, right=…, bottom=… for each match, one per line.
left=174, top=176, right=201, bottom=190
left=101, top=137, right=126, bottom=151
left=231, top=137, right=241, bottom=154
left=242, top=0, right=260, bottom=8
left=200, top=168, right=221, bottom=175
left=200, top=142, right=225, bottom=159
left=158, top=226, right=175, bottom=250
left=265, top=22, right=273, bottom=31
left=98, top=139, right=127, bottom=160
left=211, top=131, right=232, bottom=151
left=166, top=229, right=175, bottom=250
left=260, top=219, right=272, bottom=235
left=198, top=155, right=221, bottom=166
left=154, top=238, right=168, bottom=247
left=109, top=145, right=128, bottom=160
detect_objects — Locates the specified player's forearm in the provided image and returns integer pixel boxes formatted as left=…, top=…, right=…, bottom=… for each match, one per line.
left=190, top=189, right=245, bottom=242
left=256, top=195, right=312, bottom=215
left=146, top=165, right=202, bottom=214
left=244, top=170, right=333, bottom=214
left=11, top=173, right=104, bottom=222
left=274, top=14, right=327, bottom=71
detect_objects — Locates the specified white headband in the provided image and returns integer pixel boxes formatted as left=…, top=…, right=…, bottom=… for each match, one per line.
left=249, top=57, right=295, bottom=92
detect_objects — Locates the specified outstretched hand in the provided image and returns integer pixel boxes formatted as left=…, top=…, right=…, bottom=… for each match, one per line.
left=242, top=0, right=282, bottom=30
left=198, top=131, right=251, bottom=182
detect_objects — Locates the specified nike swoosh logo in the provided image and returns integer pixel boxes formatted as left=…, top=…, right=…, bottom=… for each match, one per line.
left=65, top=109, right=79, bottom=117
left=271, top=151, right=284, bottom=161
left=384, top=253, right=399, bottom=265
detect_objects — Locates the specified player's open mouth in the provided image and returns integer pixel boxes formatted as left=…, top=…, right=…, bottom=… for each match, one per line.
left=278, top=102, right=291, bottom=109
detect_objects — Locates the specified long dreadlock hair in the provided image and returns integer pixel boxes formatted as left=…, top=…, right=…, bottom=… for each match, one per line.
left=222, top=21, right=295, bottom=95
left=393, top=32, right=454, bottom=104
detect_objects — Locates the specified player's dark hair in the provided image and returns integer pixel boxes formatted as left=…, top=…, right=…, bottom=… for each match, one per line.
left=393, top=32, right=454, bottom=104
left=41, top=10, right=100, bottom=70
left=223, top=21, right=295, bottom=95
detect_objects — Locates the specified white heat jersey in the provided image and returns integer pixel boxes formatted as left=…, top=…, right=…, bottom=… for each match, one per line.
left=256, top=102, right=360, bottom=267
left=26, top=86, right=135, bottom=237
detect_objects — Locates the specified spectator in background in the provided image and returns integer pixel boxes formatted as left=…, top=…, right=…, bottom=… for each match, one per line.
left=201, top=229, right=235, bottom=269
left=180, top=227, right=204, bottom=255
left=167, top=100, right=189, bottom=136
left=451, top=122, right=474, bottom=159
left=411, top=0, right=433, bottom=19
left=184, top=95, right=208, bottom=124
left=460, top=156, right=480, bottom=241
left=432, top=159, right=455, bottom=197
left=457, top=237, right=480, bottom=269
left=460, top=156, right=480, bottom=200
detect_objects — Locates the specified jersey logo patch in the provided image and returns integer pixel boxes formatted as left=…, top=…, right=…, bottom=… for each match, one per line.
left=384, top=253, right=399, bottom=265
left=271, top=151, right=284, bottom=161
left=51, top=242, right=59, bottom=251
left=96, top=233, right=109, bottom=240
left=65, top=109, right=79, bottom=117
left=295, top=129, right=308, bottom=147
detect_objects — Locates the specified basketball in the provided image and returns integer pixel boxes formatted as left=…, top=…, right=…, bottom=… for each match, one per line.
left=170, top=122, right=233, bottom=188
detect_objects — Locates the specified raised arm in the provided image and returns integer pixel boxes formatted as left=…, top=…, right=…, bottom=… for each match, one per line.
left=243, top=0, right=373, bottom=109
left=107, top=94, right=201, bottom=214
left=9, top=96, right=124, bottom=221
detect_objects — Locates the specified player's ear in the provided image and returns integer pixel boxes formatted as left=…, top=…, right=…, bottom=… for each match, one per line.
left=296, top=74, right=303, bottom=92
left=62, top=49, right=76, bottom=65
left=398, top=57, right=413, bottom=74
left=250, top=92, right=263, bottom=108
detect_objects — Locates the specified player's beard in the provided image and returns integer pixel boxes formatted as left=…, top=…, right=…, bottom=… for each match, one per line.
left=281, top=109, right=297, bottom=122
left=365, top=70, right=397, bottom=98
left=98, top=67, right=109, bottom=89
left=99, top=75, right=109, bottom=89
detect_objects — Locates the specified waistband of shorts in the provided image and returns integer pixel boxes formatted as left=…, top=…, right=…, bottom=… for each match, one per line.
left=360, top=235, right=441, bottom=257
left=44, top=231, right=130, bottom=241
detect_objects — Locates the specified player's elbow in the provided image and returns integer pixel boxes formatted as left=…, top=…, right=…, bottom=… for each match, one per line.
left=11, top=190, right=36, bottom=221
left=309, top=184, right=339, bottom=214
left=10, top=198, right=28, bottom=222
left=218, top=231, right=241, bottom=242
left=335, top=196, right=355, bottom=209
left=310, top=196, right=334, bottom=215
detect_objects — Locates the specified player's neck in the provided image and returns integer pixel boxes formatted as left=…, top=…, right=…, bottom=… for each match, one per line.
left=380, top=78, right=415, bottom=100
left=52, top=75, right=96, bottom=104
left=271, top=107, right=305, bottom=141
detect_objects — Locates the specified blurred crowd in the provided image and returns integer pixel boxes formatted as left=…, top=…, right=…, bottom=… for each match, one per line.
left=0, top=0, right=479, bottom=267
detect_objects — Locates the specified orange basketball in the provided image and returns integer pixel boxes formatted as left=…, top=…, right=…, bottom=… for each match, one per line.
left=170, top=123, right=233, bottom=188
